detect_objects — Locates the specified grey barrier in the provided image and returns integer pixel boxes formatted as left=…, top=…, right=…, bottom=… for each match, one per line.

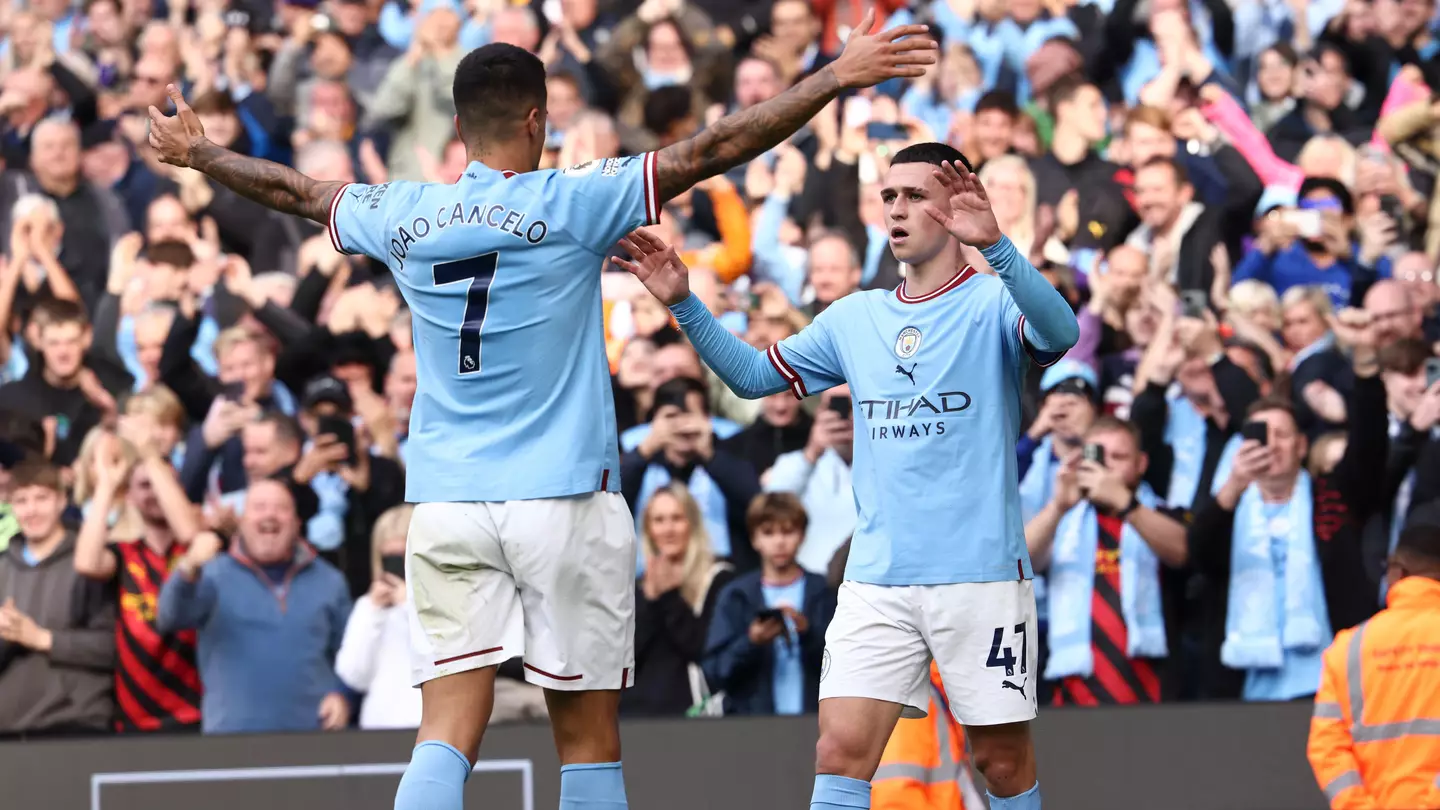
left=0, top=702, right=1326, bottom=810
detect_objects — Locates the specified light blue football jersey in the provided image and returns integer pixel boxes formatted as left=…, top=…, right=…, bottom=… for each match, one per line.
left=328, top=154, right=659, bottom=503
left=769, top=267, right=1061, bottom=586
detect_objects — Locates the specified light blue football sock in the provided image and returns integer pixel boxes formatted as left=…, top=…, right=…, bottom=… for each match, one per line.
left=988, top=781, right=1042, bottom=810
left=811, top=774, right=871, bottom=808
left=559, top=761, right=628, bottom=809
left=394, top=740, right=471, bottom=810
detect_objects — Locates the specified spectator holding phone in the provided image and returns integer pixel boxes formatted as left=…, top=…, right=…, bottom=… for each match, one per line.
left=1025, top=418, right=1190, bottom=704
left=1232, top=179, right=1368, bottom=311
left=1187, top=309, right=1388, bottom=701
left=764, top=385, right=856, bottom=575
left=291, top=375, right=405, bottom=597
left=621, top=376, right=762, bottom=572
left=335, top=504, right=418, bottom=730
left=703, top=493, right=835, bottom=716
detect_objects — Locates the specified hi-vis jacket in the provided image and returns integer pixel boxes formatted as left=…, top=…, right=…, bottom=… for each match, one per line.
left=873, top=662, right=982, bottom=810
left=1308, top=576, right=1440, bottom=809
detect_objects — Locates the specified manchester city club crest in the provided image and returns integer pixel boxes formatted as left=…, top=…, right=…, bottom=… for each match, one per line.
left=895, top=326, right=922, bottom=359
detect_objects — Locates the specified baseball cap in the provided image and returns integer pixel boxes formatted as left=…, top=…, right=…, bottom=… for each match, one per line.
left=301, top=375, right=353, bottom=413
left=1040, top=358, right=1098, bottom=399
left=1254, top=185, right=1297, bottom=218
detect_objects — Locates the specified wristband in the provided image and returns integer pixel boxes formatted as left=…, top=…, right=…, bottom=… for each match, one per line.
left=1117, top=496, right=1140, bottom=520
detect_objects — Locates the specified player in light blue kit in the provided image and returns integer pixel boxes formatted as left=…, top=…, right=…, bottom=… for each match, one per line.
left=143, top=16, right=936, bottom=810
left=614, top=144, right=1078, bottom=810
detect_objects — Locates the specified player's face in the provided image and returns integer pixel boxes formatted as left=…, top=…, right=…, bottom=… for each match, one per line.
left=881, top=162, right=954, bottom=265
left=645, top=492, right=691, bottom=560
left=752, top=522, right=803, bottom=570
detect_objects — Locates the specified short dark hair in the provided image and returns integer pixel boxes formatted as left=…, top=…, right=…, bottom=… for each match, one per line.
left=974, top=90, right=1019, bottom=118
left=10, top=459, right=63, bottom=493
left=746, top=491, right=809, bottom=535
left=1046, top=73, right=1094, bottom=112
left=254, top=411, right=304, bottom=448
left=452, top=43, right=548, bottom=150
left=1396, top=522, right=1440, bottom=566
left=1380, top=338, right=1431, bottom=376
left=1246, top=395, right=1298, bottom=424
left=191, top=90, right=237, bottom=116
left=148, top=239, right=196, bottom=270
left=1299, top=176, right=1355, bottom=216
left=1136, top=156, right=1190, bottom=187
left=649, top=376, right=709, bottom=420
left=643, top=86, right=694, bottom=138
left=33, top=297, right=88, bottom=330
left=891, top=142, right=975, bottom=173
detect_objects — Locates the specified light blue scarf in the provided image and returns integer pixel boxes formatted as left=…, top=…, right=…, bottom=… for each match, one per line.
left=1164, top=390, right=1208, bottom=510
left=635, top=464, right=730, bottom=572
left=1221, top=471, right=1329, bottom=669
left=1045, top=483, right=1169, bottom=679
left=1019, top=436, right=1059, bottom=523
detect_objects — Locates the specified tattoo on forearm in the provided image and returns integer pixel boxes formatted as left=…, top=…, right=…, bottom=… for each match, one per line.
left=190, top=140, right=344, bottom=225
left=654, top=67, right=842, bottom=203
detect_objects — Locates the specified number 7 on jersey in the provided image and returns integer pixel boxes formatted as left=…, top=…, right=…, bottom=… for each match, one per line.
left=432, top=252, right=499, bottom=375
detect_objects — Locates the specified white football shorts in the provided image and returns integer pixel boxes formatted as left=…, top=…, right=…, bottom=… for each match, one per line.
left=820, top=580, right=1038, bottom=726
left=405, top=492, right=637, bottom=691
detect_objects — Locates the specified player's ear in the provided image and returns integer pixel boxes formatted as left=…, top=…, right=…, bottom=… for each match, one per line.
left=453, top=115, right=462, bottom=142
left=526, top=107, right=542, bottom=139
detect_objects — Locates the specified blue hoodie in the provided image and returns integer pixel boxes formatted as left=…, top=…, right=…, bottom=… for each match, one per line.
left=158, top=541, right=352, bottom=734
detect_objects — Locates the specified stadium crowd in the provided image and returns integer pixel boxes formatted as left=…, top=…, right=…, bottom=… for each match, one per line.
left=0, top=0, right=1432, bottom=741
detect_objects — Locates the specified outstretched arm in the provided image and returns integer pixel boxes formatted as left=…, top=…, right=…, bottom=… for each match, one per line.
left=614, top=231, right=788, bottom=399
left=926, top=161, right=1078, bottom=356
left=148, top=84, right=341, bottom=224
left=652, top=10, right=936, bottom=203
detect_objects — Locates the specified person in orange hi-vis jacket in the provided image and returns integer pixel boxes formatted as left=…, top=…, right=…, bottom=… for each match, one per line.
left=873, top=661, right=984, bottom=810
left=1308, top=521, right=1440, bottom=809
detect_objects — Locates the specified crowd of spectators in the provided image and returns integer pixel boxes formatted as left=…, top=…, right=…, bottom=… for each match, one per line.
left=0, top=0, right=1434, bottom=737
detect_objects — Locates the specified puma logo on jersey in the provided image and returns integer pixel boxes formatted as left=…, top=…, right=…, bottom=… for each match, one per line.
left=1002, top=678, right=1027, bottom=699
left=895, top=363, right=916, bottom=384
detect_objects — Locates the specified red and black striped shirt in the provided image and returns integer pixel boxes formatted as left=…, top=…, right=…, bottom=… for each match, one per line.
left=112, top=541, right=202, bottom=731
left=1052, top=514, right=1163, bottom=707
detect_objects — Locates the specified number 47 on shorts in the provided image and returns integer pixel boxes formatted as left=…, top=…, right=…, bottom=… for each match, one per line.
left=985, top=624, right=1028, bottom=678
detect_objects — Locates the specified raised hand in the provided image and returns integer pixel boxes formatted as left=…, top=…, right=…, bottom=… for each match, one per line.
left=148, top=84, right=207, bottom=168
left=830, top=8, right=938, bottom=89
left=925, top=160, right=1002, bottom=248
left=612, top=229, right=691, bottom=307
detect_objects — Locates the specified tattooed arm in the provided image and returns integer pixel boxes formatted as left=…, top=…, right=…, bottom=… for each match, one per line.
left=188, top=141, right=342, bottom=224
left=653, top=12, right=936, bottom=203
left=147, top=84, right=341, bottom=224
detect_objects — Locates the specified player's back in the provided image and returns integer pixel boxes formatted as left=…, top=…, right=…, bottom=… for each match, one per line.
left=778, top=269, right=1044, bottom=586
left=327, top=155, right=660, bottom=503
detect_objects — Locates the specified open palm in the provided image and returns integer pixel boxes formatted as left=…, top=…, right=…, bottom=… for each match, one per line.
left=924, top=160, right=1002, bottom=249
left=612, top=229, right=690, bottom=306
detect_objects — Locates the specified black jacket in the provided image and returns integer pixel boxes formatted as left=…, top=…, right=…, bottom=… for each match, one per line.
left=621, top=564, right=734, bottom=717
left=702, top=571, right=835, bottom=716
left=1185, top=374, right=1388, bottom=699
